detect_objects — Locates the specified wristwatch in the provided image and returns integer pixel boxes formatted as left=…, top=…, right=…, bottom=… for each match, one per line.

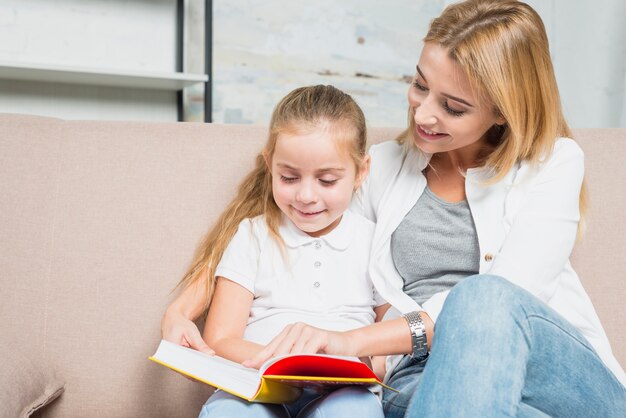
left=403, top=311, right=429, bottom=362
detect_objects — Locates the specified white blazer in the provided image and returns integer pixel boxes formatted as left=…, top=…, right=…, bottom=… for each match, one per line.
left=353, top=138, right=626, bottom=386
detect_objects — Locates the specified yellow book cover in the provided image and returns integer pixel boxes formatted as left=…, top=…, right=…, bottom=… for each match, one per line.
left=149, top=339, right=395, bottom=404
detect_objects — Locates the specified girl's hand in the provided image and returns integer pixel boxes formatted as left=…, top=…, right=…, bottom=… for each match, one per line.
left=242, top=322, right=352, bottom=368
left=161, top=308, right=214, bottom=355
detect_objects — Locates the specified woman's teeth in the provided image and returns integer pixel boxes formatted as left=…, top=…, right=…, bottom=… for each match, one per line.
left=422, top=127, right=440, bottom=135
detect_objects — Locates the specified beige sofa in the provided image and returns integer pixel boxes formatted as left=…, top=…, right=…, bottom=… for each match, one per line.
left=1, top=113, right=624, bottom=417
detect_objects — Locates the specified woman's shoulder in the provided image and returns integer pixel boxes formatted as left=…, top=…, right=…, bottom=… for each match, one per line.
left=553, top=137, right=584, bottom=158
left=515, top=137, right=584, bottom=182
left=531, top=137, right=584, bottom=169
left=367, top=140, right=408, bottom=178
left=368, top=140, right=405, bottom=161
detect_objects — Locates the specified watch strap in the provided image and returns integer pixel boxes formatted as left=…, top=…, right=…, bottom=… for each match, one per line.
left=403, top=311, right=429, bottom=362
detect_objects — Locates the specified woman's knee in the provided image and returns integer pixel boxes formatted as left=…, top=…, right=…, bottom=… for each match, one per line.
left=446, top=275, right=517, bottom=310
left=455, top=274, right=513, bottom=297
left=437, top=274, right=521, bottom=331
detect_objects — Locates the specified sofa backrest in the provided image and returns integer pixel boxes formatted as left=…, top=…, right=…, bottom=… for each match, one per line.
left=0, top=114, right=623, bottom=417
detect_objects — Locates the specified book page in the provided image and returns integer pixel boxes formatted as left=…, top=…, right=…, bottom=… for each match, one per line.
left=150, top=340, right=261, bottom=399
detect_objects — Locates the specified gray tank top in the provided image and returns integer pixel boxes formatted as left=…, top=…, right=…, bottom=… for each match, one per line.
left=391, top=186, right=480, bottom=306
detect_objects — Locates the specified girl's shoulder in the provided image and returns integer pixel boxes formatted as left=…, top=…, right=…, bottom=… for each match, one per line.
left=347, top=209, right=376, bottom=234
left=246, top=214, right=268, bottom=227
left=233, top=215, right=271, bottom=244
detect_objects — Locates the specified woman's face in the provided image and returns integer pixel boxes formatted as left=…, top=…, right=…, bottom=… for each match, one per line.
left=408, top=42, right=504, bottom=156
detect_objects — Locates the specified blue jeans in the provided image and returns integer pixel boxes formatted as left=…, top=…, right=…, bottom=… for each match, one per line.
left=199, top=386, right=383, bottom=418
left=383, top=275, right=626, bottom=418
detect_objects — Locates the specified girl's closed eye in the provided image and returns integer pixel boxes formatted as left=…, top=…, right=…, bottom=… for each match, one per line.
left=319, top=177, right=339, bottom=186
left=280, top=175, right=298, bottom=183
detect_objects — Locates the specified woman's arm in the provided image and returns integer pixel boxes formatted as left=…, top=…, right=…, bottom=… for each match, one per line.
left=161, top=271, right=214, bottom=354
left=370, top=303, right=391, bottom=379
left=488, top=139, right=584, bottom=301
left=203, top=277, right=264, bottom=364
left=243, top=309, right=434, bottom=369
left=349, top=310, right=434, bottom=357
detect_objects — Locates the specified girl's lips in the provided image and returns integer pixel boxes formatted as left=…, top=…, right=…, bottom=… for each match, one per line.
left=416, top=124, right=448, bottom=141
left=293, top=207, right=325, bottom=217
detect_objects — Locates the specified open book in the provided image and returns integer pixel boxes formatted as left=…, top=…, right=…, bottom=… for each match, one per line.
left=149, top=339, right=394, bottom=404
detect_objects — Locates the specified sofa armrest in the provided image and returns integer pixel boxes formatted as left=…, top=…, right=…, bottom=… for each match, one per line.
left=0, top=340, right=65, bottom=417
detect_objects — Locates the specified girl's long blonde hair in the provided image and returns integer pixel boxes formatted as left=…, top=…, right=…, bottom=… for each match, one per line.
left=398, top=0, right=587, bottom=234
left=177, top=85, right=367, bottom=310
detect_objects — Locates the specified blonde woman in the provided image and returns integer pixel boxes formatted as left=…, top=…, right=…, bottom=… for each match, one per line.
left=239, top=1, right=626, bottom=416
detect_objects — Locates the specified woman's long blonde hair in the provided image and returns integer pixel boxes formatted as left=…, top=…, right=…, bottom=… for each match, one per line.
left=398, top=0, right=587, bottom=233
left=177, top=85, right=367, bottom=310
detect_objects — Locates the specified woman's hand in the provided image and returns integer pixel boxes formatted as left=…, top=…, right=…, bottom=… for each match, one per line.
left=371, top=356, right=387, bottom=381
left=242, top=322, right=353, bottom=368
left=161, top=307, right=214, bottom=355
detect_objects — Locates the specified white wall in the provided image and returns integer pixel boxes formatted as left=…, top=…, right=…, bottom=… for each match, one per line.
left=209, top=0, right=626, bottom=128
left=0, top=0, right=177, bottom=71
left=0, top=0, right=180, bottom=121
left=209, top=0, right=442, bottom=127
left=1, top=0, right=625, bottom=127
left=525, top=0, right=626, bottom=128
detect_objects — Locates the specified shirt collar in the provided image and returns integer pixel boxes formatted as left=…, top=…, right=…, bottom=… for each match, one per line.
left=415, top=147, right=517, bottom=186
left=279, top=210, right=354, bottom=250
left=407, top=146, right=431, bottom=172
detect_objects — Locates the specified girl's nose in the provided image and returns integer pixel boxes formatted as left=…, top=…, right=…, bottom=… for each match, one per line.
left=296, top=181, right=318, bottom=204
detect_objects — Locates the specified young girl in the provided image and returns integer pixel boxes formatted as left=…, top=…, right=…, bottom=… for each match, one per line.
left=170, top=85, right=387, bottom=418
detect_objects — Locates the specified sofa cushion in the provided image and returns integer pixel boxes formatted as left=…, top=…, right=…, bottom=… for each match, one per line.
left=0, top=340, right=65, bottom=417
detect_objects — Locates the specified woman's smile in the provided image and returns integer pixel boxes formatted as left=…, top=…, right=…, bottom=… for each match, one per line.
left=416, top=124, right=449, bottom=142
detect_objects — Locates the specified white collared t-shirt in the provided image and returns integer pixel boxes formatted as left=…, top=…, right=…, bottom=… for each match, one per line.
left=215, top=209, right=384, bottom=345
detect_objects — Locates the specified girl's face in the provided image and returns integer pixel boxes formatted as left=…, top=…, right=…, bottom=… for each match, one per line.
left=408, top=42, right=505, bottom=157
left=269, top=126, right=369, bottom=237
